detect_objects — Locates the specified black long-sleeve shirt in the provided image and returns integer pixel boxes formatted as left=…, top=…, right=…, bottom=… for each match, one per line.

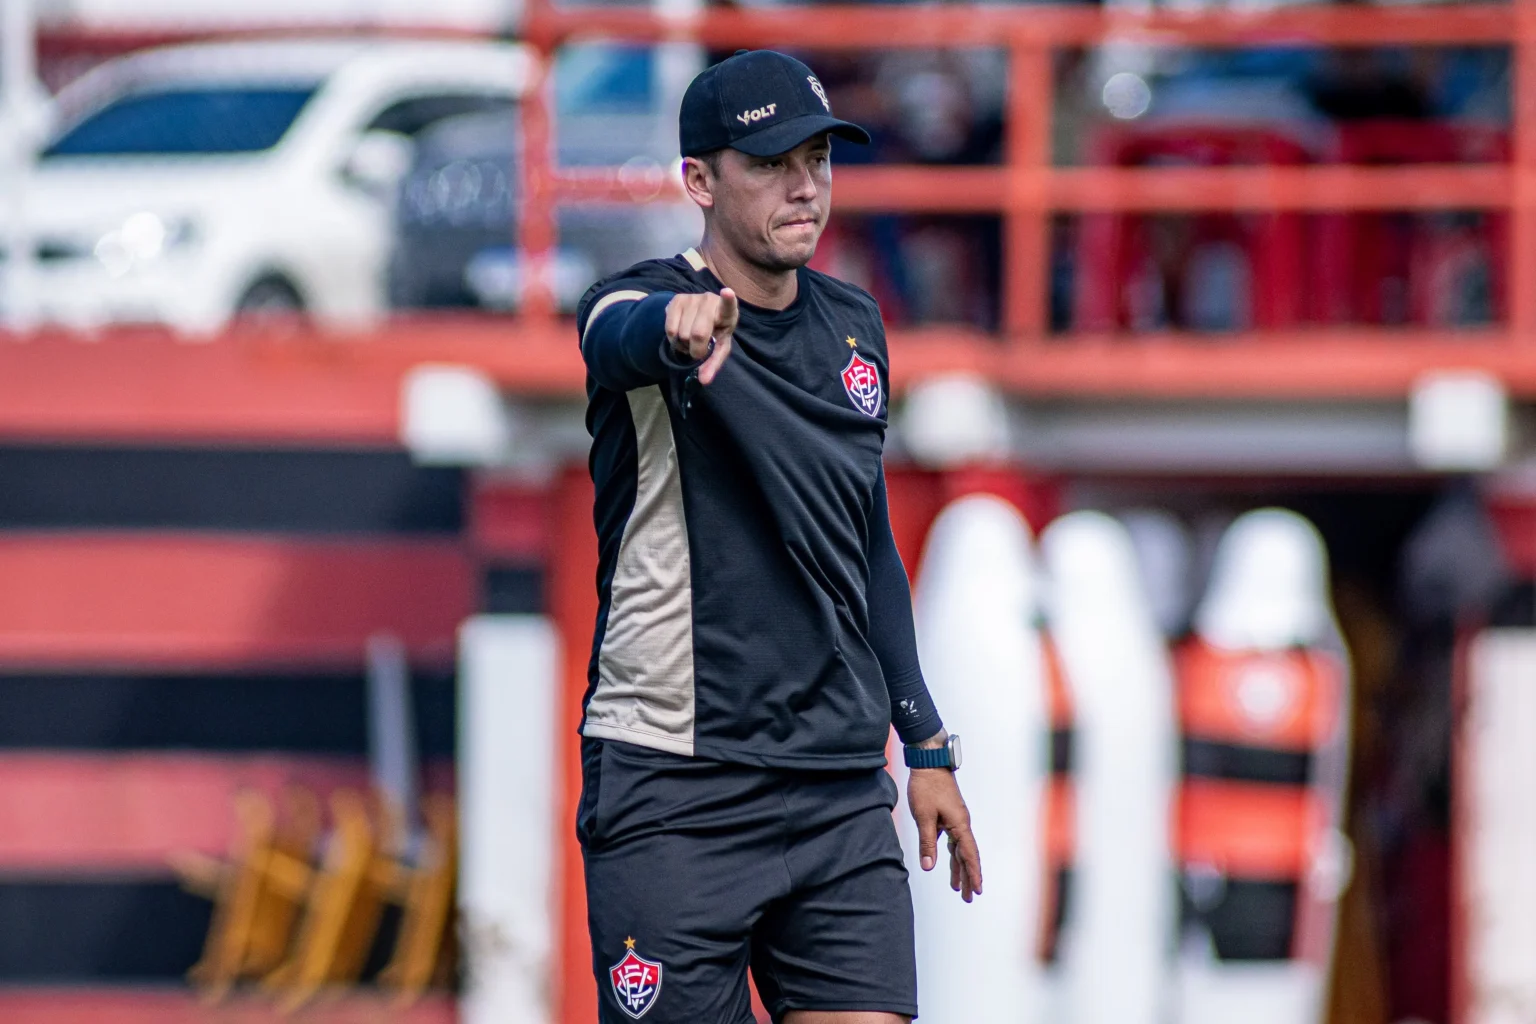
left=576, top=247, right=943, bottom=769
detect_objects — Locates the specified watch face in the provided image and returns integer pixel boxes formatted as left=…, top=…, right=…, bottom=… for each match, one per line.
left=948, top=733, right=962, bottom=770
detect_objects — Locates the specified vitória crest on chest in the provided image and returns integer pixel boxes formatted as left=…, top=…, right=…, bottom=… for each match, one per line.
left=840, top=345, right=884, bottom=418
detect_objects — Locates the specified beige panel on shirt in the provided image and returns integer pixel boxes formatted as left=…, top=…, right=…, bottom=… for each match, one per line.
left=585, top=385, right=697, bottom=755
left=581, top=289, right=649, bottom=349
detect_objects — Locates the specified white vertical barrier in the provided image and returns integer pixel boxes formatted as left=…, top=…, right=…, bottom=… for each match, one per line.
left=459, top=615, right=560, bottom=1024
left=0, top=0, right=42, bottom=330
left=1466, top=630, right=1536, bottom=1024
left=1042, top=511, right=1178, bottom=1024
left=1180, top=509, right=1350, bottom=1024
left=906, top=494, right=1046, bottom=1024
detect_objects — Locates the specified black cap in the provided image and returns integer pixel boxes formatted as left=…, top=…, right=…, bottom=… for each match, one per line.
left=679, top=50, right=871, bottom=159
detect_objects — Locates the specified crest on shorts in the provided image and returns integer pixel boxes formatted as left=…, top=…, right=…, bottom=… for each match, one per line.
left=841, top=351, right=883, bottom=418
left=609, top=939, right=663, bottom=1019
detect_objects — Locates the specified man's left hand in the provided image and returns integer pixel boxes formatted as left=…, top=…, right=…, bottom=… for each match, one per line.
left=906, top=734, right=982, bottom=903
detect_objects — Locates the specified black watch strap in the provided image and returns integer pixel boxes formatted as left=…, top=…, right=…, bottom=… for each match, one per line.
left=904, top=744, right=952, bottom=770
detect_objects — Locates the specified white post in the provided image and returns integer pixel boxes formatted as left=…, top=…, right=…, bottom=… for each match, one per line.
left=459, top=615, right=561, bottom=1024
left=906, top=495, right=1047, bottom=1024
left=0, top=0, right=38, bottom=331
left=1466, top=630, right=1536, bottom=1024
left=1042, top=511, right=1178, bottom=1024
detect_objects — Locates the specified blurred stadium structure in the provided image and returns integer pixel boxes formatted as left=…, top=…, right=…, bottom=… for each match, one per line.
left=3, top=0, right=1536, bottom=1022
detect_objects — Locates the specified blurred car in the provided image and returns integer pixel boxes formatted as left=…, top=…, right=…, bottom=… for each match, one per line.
left=388, top=45, right=699, bottom=314
left=4, top=39, right=530, bottom=333
left=389, top=109, right=594, bottom=313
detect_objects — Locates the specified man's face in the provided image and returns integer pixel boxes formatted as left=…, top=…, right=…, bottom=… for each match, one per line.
left=686, top=134, right=832, bottom=272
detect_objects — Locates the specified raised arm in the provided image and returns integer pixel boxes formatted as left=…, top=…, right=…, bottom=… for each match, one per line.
left=580, top=287, right=737, bottom=392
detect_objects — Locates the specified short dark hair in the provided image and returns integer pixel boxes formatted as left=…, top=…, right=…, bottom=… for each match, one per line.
left=698, top=148, right=725, bottom=175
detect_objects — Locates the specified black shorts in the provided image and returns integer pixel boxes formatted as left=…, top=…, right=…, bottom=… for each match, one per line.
left=578, top=739, right=918, bottom=1023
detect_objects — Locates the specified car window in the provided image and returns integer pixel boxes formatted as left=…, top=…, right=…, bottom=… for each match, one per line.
left=364, top=94, right=513, bottom=138
left=42, top=87, right=317, bottom=158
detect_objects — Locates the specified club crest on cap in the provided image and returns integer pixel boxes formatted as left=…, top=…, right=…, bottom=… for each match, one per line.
left=808, top=76, right=831, bottom=112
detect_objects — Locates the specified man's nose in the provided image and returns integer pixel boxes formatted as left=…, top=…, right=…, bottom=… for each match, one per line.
left=786, top=160, right=818, bottom=202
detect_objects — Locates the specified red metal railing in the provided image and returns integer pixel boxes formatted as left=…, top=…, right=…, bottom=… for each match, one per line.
left=517, top=0, right=1533, bottom=342
left=12, top=1, right=1536, bottom=436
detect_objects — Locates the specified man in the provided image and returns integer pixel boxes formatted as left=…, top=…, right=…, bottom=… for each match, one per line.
left=574, top=49, right=981, bottom=1024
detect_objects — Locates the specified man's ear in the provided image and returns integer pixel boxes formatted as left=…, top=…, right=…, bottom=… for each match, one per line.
left=682, top=156, right=715, bottom=210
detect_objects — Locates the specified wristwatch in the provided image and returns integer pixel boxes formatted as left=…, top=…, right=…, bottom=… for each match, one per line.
left=903, top=733, right=962, bottom=771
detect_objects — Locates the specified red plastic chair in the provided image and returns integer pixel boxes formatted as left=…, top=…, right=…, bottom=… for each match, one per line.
left=1074, top=124, right=1315, bottom=332
left=1315, top=121, right=1509, bottom=326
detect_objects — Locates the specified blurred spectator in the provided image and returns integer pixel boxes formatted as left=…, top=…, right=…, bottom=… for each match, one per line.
left=806, top=50, right=1004, bottom=329
left=1307, top=49, right=1431, bottom=122
left=874, top=51, right=1004, bottom=165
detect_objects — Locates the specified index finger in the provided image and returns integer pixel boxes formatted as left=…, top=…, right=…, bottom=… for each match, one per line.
left=716, top=287, right=739, bottom=331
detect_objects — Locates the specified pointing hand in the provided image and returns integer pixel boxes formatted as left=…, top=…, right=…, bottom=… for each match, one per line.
left=665, top=288, right=738, bottom=386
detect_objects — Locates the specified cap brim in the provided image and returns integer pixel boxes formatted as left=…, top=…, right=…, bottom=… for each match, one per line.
left=729, top=113, right=871, bottom=157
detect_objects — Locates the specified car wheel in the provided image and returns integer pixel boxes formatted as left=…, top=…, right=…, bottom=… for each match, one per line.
left=235, top=276, right=306, bottom=319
